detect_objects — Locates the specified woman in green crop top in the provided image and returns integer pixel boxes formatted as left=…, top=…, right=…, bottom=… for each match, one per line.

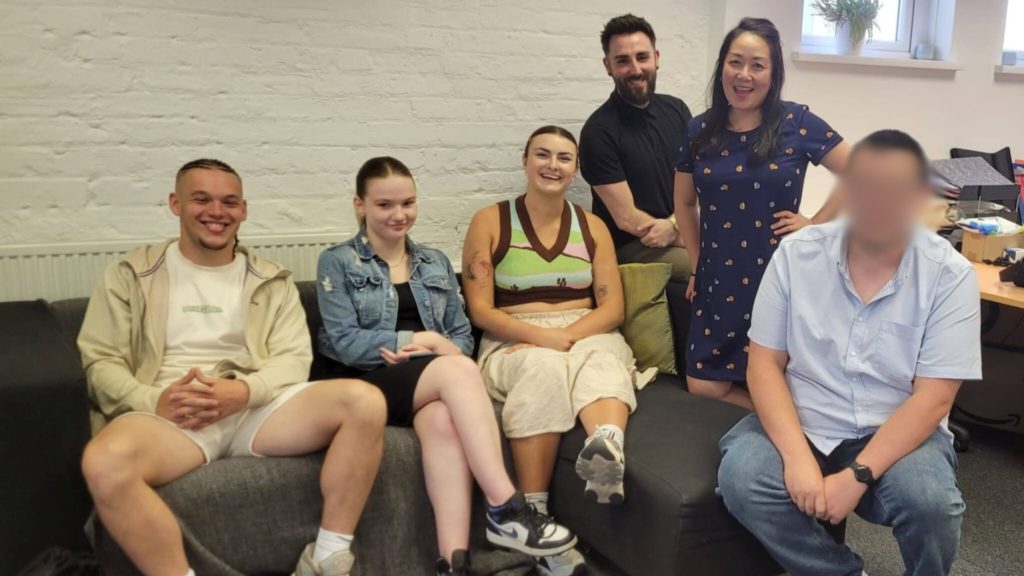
left=462, top=126, right=655, bottom=574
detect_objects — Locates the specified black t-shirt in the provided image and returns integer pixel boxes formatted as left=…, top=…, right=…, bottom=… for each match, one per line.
left=394, top=282, right=425, bottom=332
left=579, top=91, right=692, bottom=248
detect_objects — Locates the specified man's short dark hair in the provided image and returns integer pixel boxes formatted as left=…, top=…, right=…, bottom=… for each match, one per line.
left=852, top=130, right=930, bottom=183
left=601, top=14, right=656, bottom=54
left=175, top=158, right=240, bottom=186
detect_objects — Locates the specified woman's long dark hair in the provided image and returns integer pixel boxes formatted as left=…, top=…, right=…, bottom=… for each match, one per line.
left=692, top=17, right=786, bottom=164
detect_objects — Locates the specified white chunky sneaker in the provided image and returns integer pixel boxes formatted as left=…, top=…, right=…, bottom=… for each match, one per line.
left=293, top=543, right=354, bottom=576
left=575, top=429, right=626, bottom=505
left=536, top=546, right=588, bottom=576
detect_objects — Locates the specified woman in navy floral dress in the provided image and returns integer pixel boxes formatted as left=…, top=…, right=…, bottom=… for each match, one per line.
left=674, top=18, right=851, bottom=408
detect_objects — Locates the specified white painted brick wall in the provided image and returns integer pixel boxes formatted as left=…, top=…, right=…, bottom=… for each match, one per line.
left=0, top=0, right=710, bottom=259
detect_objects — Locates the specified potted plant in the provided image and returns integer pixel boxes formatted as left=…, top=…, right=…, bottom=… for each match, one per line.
left=812, top=0, right=882, bottom=55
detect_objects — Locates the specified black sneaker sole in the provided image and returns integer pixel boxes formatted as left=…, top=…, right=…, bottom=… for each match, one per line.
left=486, top=529, right=578, bottom=557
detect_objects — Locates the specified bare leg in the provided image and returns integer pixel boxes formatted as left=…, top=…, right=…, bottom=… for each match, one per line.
left=81, top=415, right=206, bottom=576
left=687, top=376, right=753, bottom=409
left=412, top=355, right=516, bottom=506
left=510, top=434, right=561, bottom=494
left=253, top=379, right=387, bottom=533
left=578, top=398, right=630, bottom=436
left=414, top=401, right=473, bottom=562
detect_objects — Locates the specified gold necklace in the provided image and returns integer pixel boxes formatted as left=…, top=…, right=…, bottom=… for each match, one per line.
left=384, top=251, right=408, bottom=269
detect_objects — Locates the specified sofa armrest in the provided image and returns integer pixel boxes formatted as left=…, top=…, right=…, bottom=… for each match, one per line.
left=0, top=300, right=92, bottom=571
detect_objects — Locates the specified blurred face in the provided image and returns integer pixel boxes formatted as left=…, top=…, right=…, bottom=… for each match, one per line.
left=721, top=32, right=772, bottom=113
left=356, top=175, right=417, bottom=243
left=523, top=133, right=578, bottom=196
left=604, top=32, right=659, bottom=107
left=844, top=148, right=929, bottom=247
left=169, top=168, right=246, bottom=261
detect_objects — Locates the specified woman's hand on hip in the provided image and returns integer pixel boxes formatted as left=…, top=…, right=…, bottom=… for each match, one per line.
left=772, top=211, right=813, bottom=236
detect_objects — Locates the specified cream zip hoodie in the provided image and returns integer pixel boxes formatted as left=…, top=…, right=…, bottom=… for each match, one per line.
left=78, top=240, right=313, bottom=432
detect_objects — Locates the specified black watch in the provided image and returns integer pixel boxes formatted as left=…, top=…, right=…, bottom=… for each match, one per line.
left=849, top=461, right=877, bottom=486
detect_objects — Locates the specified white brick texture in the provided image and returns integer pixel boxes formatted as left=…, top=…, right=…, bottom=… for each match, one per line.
left=0, top=0, right=710, bottom=258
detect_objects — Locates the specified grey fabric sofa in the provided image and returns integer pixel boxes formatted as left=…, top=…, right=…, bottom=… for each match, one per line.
left=3, top=280, right=782, bottom=576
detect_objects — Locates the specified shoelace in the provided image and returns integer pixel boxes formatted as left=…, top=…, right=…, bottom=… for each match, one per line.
left=518, top=503, right=556, bottom=537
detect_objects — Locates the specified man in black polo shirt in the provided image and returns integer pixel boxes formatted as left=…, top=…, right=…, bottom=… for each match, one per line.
left=580, top=14, right=692, bottom=281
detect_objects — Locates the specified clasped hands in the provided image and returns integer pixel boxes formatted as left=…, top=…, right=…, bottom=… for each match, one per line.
left=156, top=367, right=250, bottom=431
left=638, top=218, right=678, bottom=248
left=785, top=456, right=868, bottom=526
left=504, top=327, right=578, bottom=355
left=379, top=331, right=462, bottom=365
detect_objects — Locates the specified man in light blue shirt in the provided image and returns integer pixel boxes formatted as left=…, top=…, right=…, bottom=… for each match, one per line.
left=718, top=130, right=981, bottom=576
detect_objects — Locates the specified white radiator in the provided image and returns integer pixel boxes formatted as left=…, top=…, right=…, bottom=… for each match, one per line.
left=0, top=234, right=344, bottom=303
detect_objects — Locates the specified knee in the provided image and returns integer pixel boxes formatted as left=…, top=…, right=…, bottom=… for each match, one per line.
left=81, top=436, right=140, bottom=502
left=717, top=449, right=755, bottom=505
left=337, top=380, right=387, bottom=429
left=688, top=378, right=731, bottom=400
left=437, top=355, right=485, bottom=390
left=717, top=440, right=780, bottom=514
left=897, top=483, right=964, bottom=533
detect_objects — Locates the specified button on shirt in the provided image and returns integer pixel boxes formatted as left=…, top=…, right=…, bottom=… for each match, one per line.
left=748, top=222, right=982, bottom=454
left=580, top=91, right=692, bottom=248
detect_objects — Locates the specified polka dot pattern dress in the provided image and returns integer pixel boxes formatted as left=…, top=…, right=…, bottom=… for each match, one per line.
left=676, top=101, right=842, bottom=382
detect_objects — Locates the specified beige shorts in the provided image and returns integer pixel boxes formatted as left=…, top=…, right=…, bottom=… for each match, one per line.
left=118, top=381, right=315, bottom=463
left=478, top=309, right=655, bottom=439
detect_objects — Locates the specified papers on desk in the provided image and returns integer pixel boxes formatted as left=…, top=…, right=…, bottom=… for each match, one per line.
left=932, top=157, right=1016, bottom=199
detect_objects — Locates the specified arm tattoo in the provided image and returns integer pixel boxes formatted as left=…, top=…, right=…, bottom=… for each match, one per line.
left=465, top=250, right=492, bottom=282
left=595, top=283, right=609, bottom=302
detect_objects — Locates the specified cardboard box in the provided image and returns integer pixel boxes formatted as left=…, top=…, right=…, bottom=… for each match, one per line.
left=961, top=231, right=1024, bottom=262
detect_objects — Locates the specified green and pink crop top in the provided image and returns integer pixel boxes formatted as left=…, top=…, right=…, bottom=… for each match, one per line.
left=492, top=195, right=596, bottom=308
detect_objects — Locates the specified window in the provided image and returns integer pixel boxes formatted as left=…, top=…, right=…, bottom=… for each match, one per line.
left=1005, top=0, right=1024, bottom=54
left=801, top=0, right=915, bottom=53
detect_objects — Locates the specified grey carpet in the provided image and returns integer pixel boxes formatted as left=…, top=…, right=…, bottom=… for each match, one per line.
left=582, top=425, right=1024, bottom=576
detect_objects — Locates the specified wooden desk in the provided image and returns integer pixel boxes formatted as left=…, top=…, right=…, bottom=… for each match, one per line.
left=973, top=262, right=1024, bottom=309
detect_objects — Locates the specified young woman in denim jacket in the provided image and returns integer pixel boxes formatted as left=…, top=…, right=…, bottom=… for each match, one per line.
left=316, top=157, right=575, bottom=576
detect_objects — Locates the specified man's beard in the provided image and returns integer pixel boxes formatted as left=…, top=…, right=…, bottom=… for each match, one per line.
left=615, top=71, right=657, bottom=106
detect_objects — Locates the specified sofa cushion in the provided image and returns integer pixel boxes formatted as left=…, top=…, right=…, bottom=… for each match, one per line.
left=619, top=263, right=676, bottom=375
left=549, top=377, right=778, bottom=576
left=90, top=426, right=443, bottom=576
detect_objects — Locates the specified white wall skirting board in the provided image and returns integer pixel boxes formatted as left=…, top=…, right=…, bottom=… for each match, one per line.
left=0, top=233, right=346, bottom=302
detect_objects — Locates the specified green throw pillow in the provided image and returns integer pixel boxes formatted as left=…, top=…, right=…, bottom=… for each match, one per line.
left=618, top=262, right=677, bottom=375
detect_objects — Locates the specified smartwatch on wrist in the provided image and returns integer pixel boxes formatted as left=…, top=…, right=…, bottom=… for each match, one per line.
left=849, top=461, right=877, bottom=486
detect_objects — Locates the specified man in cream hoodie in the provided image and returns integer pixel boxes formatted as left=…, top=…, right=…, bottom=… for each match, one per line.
left=79, top=159, right=386, bottom=576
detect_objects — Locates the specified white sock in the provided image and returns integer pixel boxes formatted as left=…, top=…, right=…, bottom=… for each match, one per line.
left=185, top=570, right=195, bottom=576
left=525, top=491, right=549, bottom=515
left=313, top=528, right=353, bottom=564
left=596, top=423, right=625, bottom=448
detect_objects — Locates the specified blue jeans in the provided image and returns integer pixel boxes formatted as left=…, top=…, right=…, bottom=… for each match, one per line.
left=718, top=414, right=964, bottom=576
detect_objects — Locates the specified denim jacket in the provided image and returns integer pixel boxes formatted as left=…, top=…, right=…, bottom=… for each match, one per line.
left=316, top=232, right=474, bottom=370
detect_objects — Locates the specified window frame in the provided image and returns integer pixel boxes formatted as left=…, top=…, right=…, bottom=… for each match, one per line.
left=1004, top=0, right=1024, bottom=56
left=801, top=0, right=916, bottom=54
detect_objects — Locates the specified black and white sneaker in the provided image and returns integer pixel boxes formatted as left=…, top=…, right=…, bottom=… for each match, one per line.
left=575, top=429, right=625, bottom=505
left=536, top=547, right=588, bottom=576
left=486, top=492, right=577, bottom=556
left=435, top=550, right=468, bottom=575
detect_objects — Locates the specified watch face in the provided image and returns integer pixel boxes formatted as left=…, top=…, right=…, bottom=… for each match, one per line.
left=853, top=464, right=873, bottom=484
